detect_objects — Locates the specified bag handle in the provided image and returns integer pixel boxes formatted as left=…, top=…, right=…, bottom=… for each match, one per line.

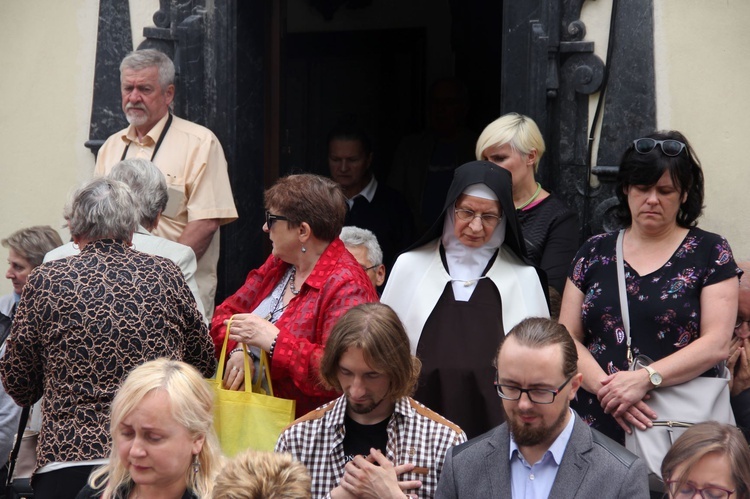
left=616, top=230, right=634, bottom=368
left=6, top=406, right=30, bottom=489
left=253, top=350, right=276, bottom=397
left=217, top=316, right=252, bottom=390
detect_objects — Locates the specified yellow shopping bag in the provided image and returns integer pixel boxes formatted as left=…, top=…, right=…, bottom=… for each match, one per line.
left=212, top=321, right=296, bottom=456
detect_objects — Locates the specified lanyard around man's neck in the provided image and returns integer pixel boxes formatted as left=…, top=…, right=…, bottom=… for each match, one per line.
left=120, top=113, right=174, bottom=162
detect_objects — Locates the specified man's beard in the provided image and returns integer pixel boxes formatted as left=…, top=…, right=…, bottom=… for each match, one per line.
left=125, top=104, right=148, bottom=126
left=346, top=394, right=387, bottom=415
left=508, top=404, right=569, bottom=447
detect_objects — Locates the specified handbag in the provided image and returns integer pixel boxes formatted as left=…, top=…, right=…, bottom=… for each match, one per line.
left=615, top=230, right=735, bottom=489
left=211, top=322, right=296, bottom=456
left=5, top=406, right=36, bottom=498
left=626, top=355, right=734, bottom=488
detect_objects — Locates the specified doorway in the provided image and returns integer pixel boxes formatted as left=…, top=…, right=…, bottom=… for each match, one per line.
left=224, top=0, right=504, bottom=299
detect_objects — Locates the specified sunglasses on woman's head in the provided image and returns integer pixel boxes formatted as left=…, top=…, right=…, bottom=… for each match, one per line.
left=633, top=138, right=686, bottom=157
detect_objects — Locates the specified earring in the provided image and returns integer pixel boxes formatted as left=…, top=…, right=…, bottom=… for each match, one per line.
left=192, top=454, right=200, bottom=474
left=301, top=245, right=307, bottom=253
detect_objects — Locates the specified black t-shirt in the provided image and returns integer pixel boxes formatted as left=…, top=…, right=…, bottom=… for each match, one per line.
left=516, top=193, right=580, bottom=294
left=342, top=413, right=390, bottom=463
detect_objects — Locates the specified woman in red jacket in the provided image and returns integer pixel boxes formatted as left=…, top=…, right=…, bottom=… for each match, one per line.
left=211, top=174, right=379, bottom=417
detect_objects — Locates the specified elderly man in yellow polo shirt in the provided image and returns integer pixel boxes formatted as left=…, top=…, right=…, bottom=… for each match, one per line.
left=95, top=49, right=238, bottom=320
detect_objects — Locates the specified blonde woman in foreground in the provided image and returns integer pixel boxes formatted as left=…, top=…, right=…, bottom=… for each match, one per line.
left=76, top=359, right=220, bottom=499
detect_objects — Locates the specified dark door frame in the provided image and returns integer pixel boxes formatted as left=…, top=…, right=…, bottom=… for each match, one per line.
left=501, top=0, right=656, bottom=239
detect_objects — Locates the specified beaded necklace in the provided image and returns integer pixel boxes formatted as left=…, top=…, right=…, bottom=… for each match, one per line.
left=517, top=182, right=542, bottom=210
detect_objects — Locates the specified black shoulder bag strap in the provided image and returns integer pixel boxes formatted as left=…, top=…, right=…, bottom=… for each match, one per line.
left=5, top=406, right=30, bottom=490
left=0, top=312, right=11, bottom=347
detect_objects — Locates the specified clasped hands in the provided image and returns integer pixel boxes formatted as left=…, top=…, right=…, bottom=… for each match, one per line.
left=331, top=448, right=422, bottom=499
left=597, top=338, right=750, bottom=431
left=728, top=336, right=750, bottom=396
left=596, top=370, right=657, bottom=434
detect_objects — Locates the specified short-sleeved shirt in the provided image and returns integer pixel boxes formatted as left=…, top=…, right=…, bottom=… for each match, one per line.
left=568, top=227, right=742, bottom=442
left=95, top=113, right=238, bottom=319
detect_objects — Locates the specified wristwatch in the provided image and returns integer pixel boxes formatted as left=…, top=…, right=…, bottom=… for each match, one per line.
left=642, top=365, right=663, bottom=388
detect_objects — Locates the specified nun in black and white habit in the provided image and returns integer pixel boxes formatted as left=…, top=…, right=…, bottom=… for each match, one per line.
left=382, top=160, right=549, bottom=438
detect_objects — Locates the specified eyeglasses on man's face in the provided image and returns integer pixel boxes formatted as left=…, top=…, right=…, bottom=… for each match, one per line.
left=735, top=318, right=750, bottom=331
left=265, top=210, right=289, bottom=229
left=454, top=208, right=502, bottom=228
left=494, top=374, right=574, bottom=404
left=633, top=138, right=686, bottom=157
left=666, top=480, right=735, bottom=499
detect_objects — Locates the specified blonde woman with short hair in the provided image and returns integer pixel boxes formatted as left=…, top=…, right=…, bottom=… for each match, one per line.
left=79, top=359, right=221, bottom=499
left=476, top=113, right=579, bottom=293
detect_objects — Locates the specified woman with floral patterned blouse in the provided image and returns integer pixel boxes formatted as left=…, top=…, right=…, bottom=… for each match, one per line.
left=559, top=131, right=741, bottom=444
left=0, top=178, right=214, bottom=498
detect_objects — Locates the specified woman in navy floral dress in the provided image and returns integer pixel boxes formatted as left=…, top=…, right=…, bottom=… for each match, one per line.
left=559, top=131, right=742, bottom=443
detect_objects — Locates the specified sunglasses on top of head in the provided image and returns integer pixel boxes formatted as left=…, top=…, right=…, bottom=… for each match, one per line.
left=633, top=138, right=686, bottom=157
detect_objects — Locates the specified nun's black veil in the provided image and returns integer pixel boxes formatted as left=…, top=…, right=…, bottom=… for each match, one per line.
left=408, top=160, right=530, bottom=266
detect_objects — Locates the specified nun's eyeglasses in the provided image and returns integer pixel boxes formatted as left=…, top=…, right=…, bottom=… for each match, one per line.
left=455, top=209, right=502, bottom=227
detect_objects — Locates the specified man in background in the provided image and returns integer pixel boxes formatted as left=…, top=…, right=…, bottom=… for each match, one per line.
left=340, top=226, right=386, bottom=291
left=328, top=122, right=414, bottom=269
left=95, top=49, right=237, bottom=320
left=729, top=261, right=750, bottom=440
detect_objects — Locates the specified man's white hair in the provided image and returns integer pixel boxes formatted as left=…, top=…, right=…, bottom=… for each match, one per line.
left=340, top=226, right=383, bottom=266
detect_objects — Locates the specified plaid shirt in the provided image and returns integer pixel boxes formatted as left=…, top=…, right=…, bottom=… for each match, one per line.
left=276, top=395, right=467, bottom=498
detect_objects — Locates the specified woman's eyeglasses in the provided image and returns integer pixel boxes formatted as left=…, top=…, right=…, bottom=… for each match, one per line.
left=633, top=138, right=686, bottom=157
left=265, top=211, right=289, bottom=229
left=666, top=480, right=735, bottom=499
